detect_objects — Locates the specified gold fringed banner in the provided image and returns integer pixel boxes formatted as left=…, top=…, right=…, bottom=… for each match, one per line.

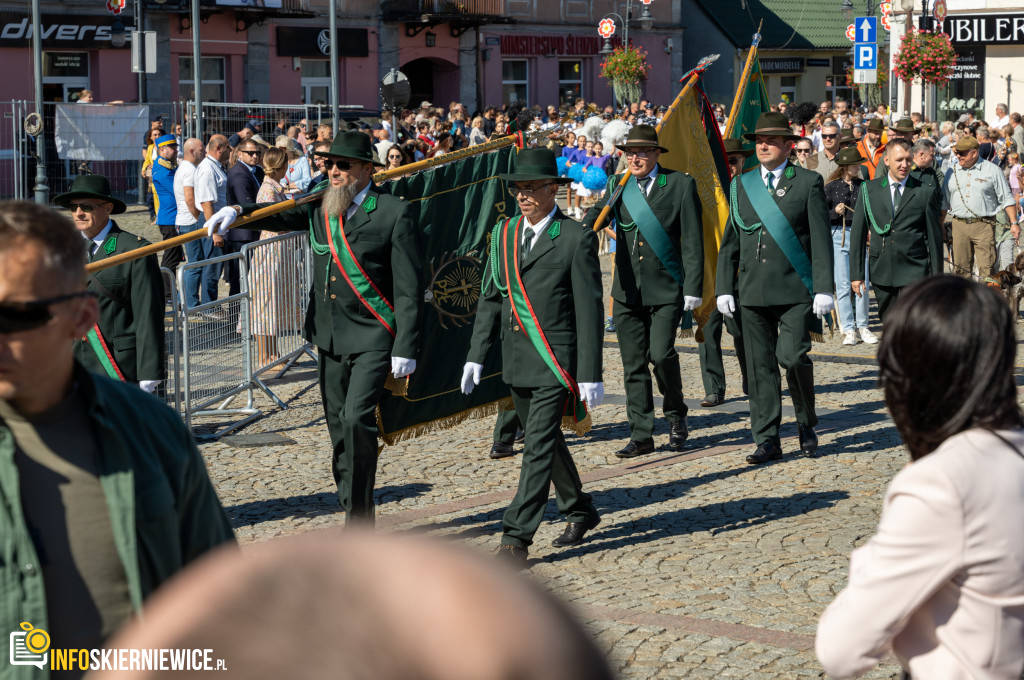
left=384, top=374, right=409, bottom=397
left=562, top=412, right=592, bottom=438
left=377, top=397, right=515, bottom=447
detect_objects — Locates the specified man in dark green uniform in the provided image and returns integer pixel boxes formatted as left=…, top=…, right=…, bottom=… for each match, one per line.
left=462, top=148, right=603, bottom=568
left=715, top=112, right=834, bottom=465
left=849, top=138, right=944, bottom=321
left=583, top=125, right=704, bottom=457
left=489, top=408, right=523, bottom=459
left=698, top=138, right=750, bottom=407
left=205, top=132, right=422, bottom=523
left=56, top=175, right=166, bottom=392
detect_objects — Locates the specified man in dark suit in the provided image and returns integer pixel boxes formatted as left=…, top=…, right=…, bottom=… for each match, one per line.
left=223, top=139, right=265, bottom=295
left=716, top=112, right=834, bottom=465
left=205, top=132, right=422, bottom=523
left=54, top=175, right=166, bottom=392
left=850, top=138, right=944, bottom=321
left=462, top=148, right=603, bottom=568
left=583, top=125, right=704, bottom=458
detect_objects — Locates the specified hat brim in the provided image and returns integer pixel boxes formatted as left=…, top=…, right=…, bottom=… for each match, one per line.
left=836, top=155, right=868, bottom=166
left=53, top=191, right=126, bottom=215
left=313, top=150, right=378, bottom=166
left=497, top=173, right=572, bottom=184
left=615, top=141, right=670, bottom=153
left=741, top=128, right=802, bottom=142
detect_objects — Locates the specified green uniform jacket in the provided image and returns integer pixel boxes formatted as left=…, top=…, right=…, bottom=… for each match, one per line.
left=75, top=222, right=166, bottom=384
left=910, top=164, right=948, bottom=213
left=0, top=365, right=235, bottom=679
left=468, top=209, right=603, bottom=388
left=246, top=185, right=422, bottom=358
left=849, top=174, right=943, bottom=287
left=582, top=167, right=704, bottom=304
left=716, top=163, right=834, bottom=305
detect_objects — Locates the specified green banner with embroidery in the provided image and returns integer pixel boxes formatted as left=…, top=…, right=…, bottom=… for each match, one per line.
left=501, top=217, right=590, bottom=434
left=323, top=212, right=397, bottom=336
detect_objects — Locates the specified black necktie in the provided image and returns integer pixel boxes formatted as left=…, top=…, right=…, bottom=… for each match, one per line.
left=766, top=173, right=775, bottom=192
left=638, top=176, right=652, bottom=194
left=521, top=226, right=535, bottom=266
left=893, top=184, right=902, bottom=212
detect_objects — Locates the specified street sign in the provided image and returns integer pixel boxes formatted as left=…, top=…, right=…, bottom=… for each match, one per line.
left=131, top=31, right=156, bottom=74
left=856, top=16, right=877, bottom=43
left=855, top=43, right=877, bottom=70
left=854, top=69, right=878, bottom=84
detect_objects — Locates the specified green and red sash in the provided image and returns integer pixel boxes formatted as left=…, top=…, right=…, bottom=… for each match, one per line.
left=500, top=217, right=591, bottom=435
left=85, top=325, right=126, bottom=381
left=324, top=213, right=396, bottom=337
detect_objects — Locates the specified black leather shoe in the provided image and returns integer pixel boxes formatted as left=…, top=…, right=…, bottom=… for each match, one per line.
left=745, top=440, right=782, bottom=465
left=495, top=544, right=528, bottom=569
left=489, top=442, right=515, bottom=459
left=615, top=439, right=655, bottom=458
left=552, top=515, right=601, bottom=547
left=798, top=424, right=818, bottom=456
left=668, top=419, right=689, bottom=450
left=514, top=428, right=525, bottom=444
left=700, top=392, right=725, bottom=407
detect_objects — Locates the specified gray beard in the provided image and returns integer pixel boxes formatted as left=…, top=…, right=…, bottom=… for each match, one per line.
left=322, top=183, right=360, bottom=219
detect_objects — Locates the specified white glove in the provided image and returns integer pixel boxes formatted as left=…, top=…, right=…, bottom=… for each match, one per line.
left=461, top=362, right=483, bottom=395
left=205, top=206, right=238, bottom=237
left=138, top=380, right=161, bottom=393
left=683, top=296, right=702, bottom=312
left=391, top=356, right=416, bottom=378
left=812, top=293, right=835, bottom=317
left=579, top=382, right=604, bottom=408
left=716, top=295, right=736, bottom=319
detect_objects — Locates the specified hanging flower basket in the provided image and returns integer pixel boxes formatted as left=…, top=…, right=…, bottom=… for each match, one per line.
left=893, top=28, right=957, bottom=85
left=599, top=45, right=651, bottom=107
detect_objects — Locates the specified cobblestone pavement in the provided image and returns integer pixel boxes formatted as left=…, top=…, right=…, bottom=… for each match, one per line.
left=113, top=203, right=913, bottom=677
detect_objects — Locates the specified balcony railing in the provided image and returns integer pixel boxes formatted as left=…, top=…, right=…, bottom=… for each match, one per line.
left=381, top=0, right=506, bottom=22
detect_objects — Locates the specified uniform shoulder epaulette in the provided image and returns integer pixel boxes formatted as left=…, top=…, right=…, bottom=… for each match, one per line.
left=157, top=158, right=175, bottom=170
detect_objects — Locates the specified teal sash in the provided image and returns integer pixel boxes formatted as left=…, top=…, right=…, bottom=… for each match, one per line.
left=739, top=170, right=814, bottom=295
left=619, top=178, right=685, bottom=288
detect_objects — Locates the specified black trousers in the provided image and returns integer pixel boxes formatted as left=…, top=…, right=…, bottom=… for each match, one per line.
left=318, top=347, right=390, bottom=523
left=698, top=306, right=747, bottom=398
left=493, top=408, right=523, bottom=444
left=158, top=224, right=184, bottom=273
left=872, top=282, right=903, bottom=325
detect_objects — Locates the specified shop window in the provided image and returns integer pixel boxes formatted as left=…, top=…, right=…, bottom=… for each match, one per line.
left=42, top=52, right=89, bottom=102
left=780, top=76, right=796, bottom=105
left=558, top=60, right=583, bottom=109
left=937, top=46, right=985, bottom=122
left=563, top=1, right=589, bottom=19
left=301, top=59, right=331, bottom=106
left=179, top=56, right=226, bottom=102
left=502, top=59, right=529, bottom=106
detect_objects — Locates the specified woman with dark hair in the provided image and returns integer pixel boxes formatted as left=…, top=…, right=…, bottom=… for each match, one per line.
left=816, top=275, right=1024, bottom=679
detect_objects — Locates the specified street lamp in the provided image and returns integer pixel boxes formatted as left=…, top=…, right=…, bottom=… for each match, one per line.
left=110, top=19, right=127, bottom=48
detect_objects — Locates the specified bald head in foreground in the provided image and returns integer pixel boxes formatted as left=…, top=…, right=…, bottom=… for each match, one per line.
left=94, top=530, right=614, bottom=680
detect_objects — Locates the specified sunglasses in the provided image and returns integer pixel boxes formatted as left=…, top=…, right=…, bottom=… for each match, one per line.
left=68, top=202, right=106, bottom=213
left=954, top=150, right=973, bottom=156
left=0, top=291, right=93, bottom=334
left=795, top=148, right=812, bottom=153
left=322, top=159, right=358, bottom=171
left=508, top=183, right=554, bottom=196
left=240, top=149, right=262, bottom=156
left=821, top=134, right=838, bottom=139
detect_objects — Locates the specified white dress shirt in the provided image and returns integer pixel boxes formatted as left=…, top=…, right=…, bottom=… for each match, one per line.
left=760, top=161, right=788, bottom=189
left=87, top=220, right=114, bottom=256
left=888, top=174, right=909, bottom=209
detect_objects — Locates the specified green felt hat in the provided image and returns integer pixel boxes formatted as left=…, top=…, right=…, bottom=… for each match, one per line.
left=497, top=147, right=572, bottom=184
left=314, top=131, right=383, bottom=166
left=742, top=112, right=801, bottom=141
left=722, top=137, right=754, bottom=158
left=835, top=147, right=868, bottom=166
left=615, top=125, right=669, bottom=153
left=888, top=117, right=918, bottom=133
left=53, top=174, right=126, bottom=214
left=864, top=117, right=885, bottom=132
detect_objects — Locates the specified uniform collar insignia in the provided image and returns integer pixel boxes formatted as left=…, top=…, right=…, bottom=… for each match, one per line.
left=363, top=196, right=377, bottom=214
left=104, top=235, right=117, bottom=255
left=784, top=165, right=795, bottom=179
left=657, top=174, right=667, bottom=187
left=548, top=221, right=560, bottom=239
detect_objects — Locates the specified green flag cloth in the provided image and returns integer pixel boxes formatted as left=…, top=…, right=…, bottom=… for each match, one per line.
left=733, top=55, right=771, bottom=173
left=376, top=147, right=517, bottom=445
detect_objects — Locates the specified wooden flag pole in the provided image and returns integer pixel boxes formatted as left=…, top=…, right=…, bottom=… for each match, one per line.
left=590, top=53, right=720, bottom=234
left=724, top=20, right=764, bottom=139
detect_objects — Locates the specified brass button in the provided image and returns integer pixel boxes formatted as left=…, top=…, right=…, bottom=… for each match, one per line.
left=639, top=241, right=644, bottom=246
left=330, top=294, right=336, bottom=299
left=639, top=255, right=644, bottom=261
left=331, top=276, right=336, bottom=282
left=762, top=258, right=767, bottom=263
left=513, top=325, right=520, bottom=332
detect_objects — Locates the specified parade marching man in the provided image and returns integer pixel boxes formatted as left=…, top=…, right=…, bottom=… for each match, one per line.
left=462, top=148, right=604, bottom=568
left=697, top=138, right=750, bottom=407
left=716, top=112, right=834, bottom=465
left=205, top=132, right=422, bottom=523
left=849, top=138, right=944, bottom=322
left=583, top=125, right=704, bottom=458
left=56, top=175, right=166, bottom=392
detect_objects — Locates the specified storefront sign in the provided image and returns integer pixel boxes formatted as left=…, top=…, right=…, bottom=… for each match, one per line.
left=947, top=45, right=984, bottom=82
left=807, top=58, right=831, bottom=67
left=939, top=13, right=1024, bottom=45
left=759, top=57, right=805, bottom=74
left=833, top=56, right=853, bottom=73
left=0, top=14, right=127, bottom=48
left=275, top=27, right=368, bottom=58
left=44, top=52, right=88, bottom=77
left=500, top=34, right=608, bottom=56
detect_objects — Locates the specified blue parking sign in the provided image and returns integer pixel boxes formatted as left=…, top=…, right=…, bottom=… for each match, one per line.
left=855, top=43, right=877, bottom=70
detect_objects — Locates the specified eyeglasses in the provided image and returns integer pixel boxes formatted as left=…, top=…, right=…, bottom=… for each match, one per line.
left=68, top=202, right=105, bottom=213
left=0, top=291, right=93, bottom=334
left=795, top=148, right=812, bottom=154
left=821, top=134, right=838, bottom=139
left=388, top=155, right=403, bottom=161
left=624, top=149, right=656, bottom=159
left=508, top=183, right=554, bottom=196
left=240, top=149, right=262, bottom=156
left=323, top=159, right=357, bottom=171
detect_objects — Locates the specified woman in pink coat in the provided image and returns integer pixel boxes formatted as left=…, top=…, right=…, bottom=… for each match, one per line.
left=816, top=275, right=1024, bottom=679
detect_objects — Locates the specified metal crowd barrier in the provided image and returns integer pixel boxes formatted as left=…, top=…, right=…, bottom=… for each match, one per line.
left=160, top=267, right=183, bottom=416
